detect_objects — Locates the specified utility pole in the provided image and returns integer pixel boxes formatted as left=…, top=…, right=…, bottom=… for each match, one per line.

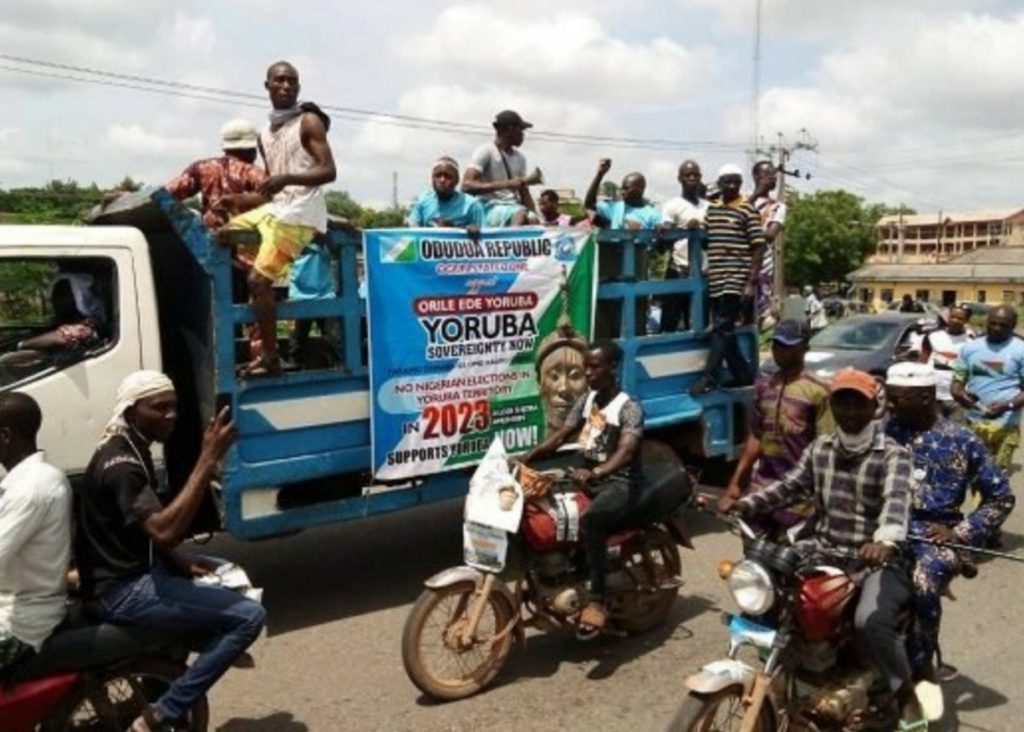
left=391, top=170, right=399, bottom=210
left=767, top=129, right=818, bottom=304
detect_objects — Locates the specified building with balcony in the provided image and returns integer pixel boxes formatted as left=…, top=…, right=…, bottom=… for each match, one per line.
left=848, top=245, right=1024, bottom=311
left=872, top=207, right=1024, bottom=263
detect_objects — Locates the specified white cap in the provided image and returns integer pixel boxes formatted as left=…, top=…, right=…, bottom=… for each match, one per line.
left=221, top=119, right=259, bottom=150
left=718, top=163, right=743, bottom=178
left=803, top=285, right=813, bottom=295
left=886, top=362, right=937, bottom=388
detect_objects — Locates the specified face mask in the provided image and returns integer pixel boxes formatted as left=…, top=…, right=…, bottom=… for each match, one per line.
left=836, top=421, right=875, bottom=453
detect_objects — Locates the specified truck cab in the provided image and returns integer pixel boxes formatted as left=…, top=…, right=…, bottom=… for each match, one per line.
left=0, top=190, right=755, bottom=539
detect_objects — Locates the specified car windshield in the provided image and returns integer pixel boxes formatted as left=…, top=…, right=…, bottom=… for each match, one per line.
left=809, top=319, right=901, bottom=351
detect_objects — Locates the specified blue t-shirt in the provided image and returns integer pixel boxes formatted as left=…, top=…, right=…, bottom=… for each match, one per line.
left=408, top=190, right=486, bottom=228
left=953, top=336, right=1024, bottom=426
left=596, top=200, right=662, bottom=230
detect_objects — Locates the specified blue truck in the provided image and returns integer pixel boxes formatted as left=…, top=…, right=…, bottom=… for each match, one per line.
left=0, top=190, right=755, bottom=539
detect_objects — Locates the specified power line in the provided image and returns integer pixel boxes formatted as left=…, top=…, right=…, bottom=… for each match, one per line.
left=0, top=53, right=750, bottom=153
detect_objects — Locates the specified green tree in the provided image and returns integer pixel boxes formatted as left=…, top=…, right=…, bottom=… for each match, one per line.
left=783, top=189, right=886, bottom=287
left=325, top=190, right=364, bottom=221
left=600, top=181, right=619, bottom=200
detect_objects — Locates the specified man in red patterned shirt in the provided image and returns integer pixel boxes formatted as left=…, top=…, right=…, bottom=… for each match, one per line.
left=165, top=119, right=267, bottom=229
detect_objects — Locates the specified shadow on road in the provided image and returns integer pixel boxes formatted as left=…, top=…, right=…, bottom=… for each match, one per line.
left=197, top=499, right=466, bottom=637
left=217, top=711, right=309, bottom=731
left=934, top=674, right=1009, bottom=732
left=493, top=592, right=716, bottom=689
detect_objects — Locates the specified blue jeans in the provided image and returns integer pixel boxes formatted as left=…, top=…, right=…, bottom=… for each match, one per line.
left=99, top=560, right=266, bottom=720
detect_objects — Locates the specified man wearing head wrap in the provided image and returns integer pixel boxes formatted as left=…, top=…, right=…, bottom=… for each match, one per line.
left=407, top=157, right=486, bottom=231
left=73, top=371, right=265, bottom=732
left=723, top=369, right=925, bottom=728
left=885, top=362, right=1014, bottom=683
left=690, top=164, right=765, bottom=396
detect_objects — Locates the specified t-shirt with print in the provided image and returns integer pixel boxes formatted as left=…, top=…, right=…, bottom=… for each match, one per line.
left=926, top=328, right=972, bottom=402
left=661, top=196, right=709, bottom=270
left=466, top=144, right=527, bottom=205
left=408, top=189, right=486, bottom=228
left=953, top=336, right=1024, bottom=427
left=595, top=200, right=662, bottom=230
left=563, top=390, right=644, bottom=487
left=74, top=432, right=163, bottom=598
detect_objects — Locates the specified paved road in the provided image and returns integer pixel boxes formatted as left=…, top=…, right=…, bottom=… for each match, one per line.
left=202, top=482, right=1024, bottom=732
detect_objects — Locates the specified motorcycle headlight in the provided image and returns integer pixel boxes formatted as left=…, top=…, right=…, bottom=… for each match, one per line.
left=727, top=559, right=775, bottom=615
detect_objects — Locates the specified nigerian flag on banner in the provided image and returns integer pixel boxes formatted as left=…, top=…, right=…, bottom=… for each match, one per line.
left=365, top=227, right=596, bottom=481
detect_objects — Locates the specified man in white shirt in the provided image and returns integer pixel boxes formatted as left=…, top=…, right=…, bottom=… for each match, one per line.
left=463, top=110, right=538, bottom=227
left=0, top=392, right=71, bottom=672
left=923, top=304, right=974, bottom=419
left=805, top=285, right=828, bottom=333
left=660, top=160, right=709, bottom=332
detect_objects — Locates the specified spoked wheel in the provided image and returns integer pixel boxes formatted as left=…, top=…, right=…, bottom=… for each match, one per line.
left=43, top=657, right=209, bottom=731
left=615, top=527, right=682, bottom=634
left=401, top=580, right=515, bottom=701
left=668, top=689, right=776, bottom=732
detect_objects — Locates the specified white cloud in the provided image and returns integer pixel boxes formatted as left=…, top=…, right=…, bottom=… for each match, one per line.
left=402, top=5, right=715, bottom=106
left=104, top=124, right=203, bottom=158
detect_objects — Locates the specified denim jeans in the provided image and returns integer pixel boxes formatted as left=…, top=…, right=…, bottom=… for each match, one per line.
left=99, top=559, right=266, bottom=720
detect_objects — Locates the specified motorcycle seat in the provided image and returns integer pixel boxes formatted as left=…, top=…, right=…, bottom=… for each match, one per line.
left=605, top=530, right=639, bottom=548
left=11, top=602, right=203, bottom=683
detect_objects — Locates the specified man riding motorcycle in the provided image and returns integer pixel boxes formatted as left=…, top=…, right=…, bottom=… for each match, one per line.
left=884, top=361, right=1015, bottom=682
left=719, top=369, right=928, bottom=731
left=518, top=339, right=644, bottom=637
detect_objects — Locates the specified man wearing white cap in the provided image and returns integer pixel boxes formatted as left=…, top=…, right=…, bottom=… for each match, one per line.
left=74, top=371, right=265, bottom=732
left=690, top=163, right=765, bottom=395
left=885, top=362, right=1014, bottom=684
left=165, top=119, right=268, bottom=229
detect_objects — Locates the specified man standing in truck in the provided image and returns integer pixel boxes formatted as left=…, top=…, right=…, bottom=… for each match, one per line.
left=222, top=61, right=337, bottom=378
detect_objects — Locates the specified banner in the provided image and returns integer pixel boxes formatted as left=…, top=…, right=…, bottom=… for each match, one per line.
left=366, top=227, right=595, bottom=481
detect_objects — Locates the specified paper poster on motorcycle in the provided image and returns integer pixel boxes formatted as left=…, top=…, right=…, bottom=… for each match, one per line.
left=464, top=436, right=524, bottom=533
left=365, top=227, right=596, bottom=481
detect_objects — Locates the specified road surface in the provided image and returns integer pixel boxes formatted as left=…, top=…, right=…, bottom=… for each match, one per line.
left=203, top=481, right=1024, bottom=731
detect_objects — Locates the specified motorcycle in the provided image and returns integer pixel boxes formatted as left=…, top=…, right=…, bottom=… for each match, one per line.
left=401, top=440, right=695, bottom=701
left=0, top=609, right=209, bottom=732
left=668, top=513, right=947, bottom=732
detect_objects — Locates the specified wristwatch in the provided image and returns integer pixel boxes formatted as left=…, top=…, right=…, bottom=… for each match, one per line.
left=592, top=466, right=604, bottom=480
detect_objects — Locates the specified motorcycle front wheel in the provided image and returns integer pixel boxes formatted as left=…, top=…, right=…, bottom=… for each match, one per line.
left=401, top=580, right=515, bottom=701
left=43, top=656, right=209, bottom=731
left=667, top=689, right=776, bottom=732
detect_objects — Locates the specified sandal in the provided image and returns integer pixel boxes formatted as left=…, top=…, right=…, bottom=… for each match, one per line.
left=577, top=602, right=608, bottom=640
left=238, top=354, right=282, bottom=379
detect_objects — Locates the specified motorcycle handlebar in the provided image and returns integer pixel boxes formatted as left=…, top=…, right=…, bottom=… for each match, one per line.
left=694, top=493, right=759, bottom=541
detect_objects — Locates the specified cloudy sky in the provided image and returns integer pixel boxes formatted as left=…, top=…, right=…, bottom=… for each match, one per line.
left=2, top=0, right=1023, bottom=213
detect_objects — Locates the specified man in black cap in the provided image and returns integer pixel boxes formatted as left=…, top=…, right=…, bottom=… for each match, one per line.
left=463, top=110, right=538, bottom=226
left=718, top=319, right=832, bottom=536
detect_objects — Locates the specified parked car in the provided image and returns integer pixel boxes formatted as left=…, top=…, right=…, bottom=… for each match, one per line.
left=885, top=299, right=944, bottom=322
left=823, top=297, right=874, bottom=318
left=761, top=312, right=939, bottom=379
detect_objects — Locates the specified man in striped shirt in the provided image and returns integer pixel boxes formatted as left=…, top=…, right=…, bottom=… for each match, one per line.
left=690, top=164, right=764, bottom=396
left=721, top=369, right=924, bottom=729
left=751, top=160, right=787, bottom=328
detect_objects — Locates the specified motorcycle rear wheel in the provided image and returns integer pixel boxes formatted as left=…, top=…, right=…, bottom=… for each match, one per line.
left=667, top=689, right=776, bottom=732
left=401, top=580, right=515, bottom=701
left=43, top=656, right=209, bottom=731
left=615, top=528, right=682, bottom=634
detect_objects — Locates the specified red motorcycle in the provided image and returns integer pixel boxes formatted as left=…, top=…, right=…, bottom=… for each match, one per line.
left=1, top=613, right=208, bottom=732
left=668, top=515, right=945, bottom=732
left=401, top=444, right=695, bottom=701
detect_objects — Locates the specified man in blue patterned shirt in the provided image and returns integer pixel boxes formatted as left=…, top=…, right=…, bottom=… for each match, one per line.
left=885, top=361, right=1014, bottom=682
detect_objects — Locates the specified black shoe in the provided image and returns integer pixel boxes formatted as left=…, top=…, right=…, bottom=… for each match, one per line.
left=689, top=378, right=716, bottom=396
left=721, top=378, right=755, bottom=389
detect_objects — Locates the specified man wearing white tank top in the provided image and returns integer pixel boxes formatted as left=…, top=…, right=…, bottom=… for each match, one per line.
left=223, top=61, right=337, bottom=377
